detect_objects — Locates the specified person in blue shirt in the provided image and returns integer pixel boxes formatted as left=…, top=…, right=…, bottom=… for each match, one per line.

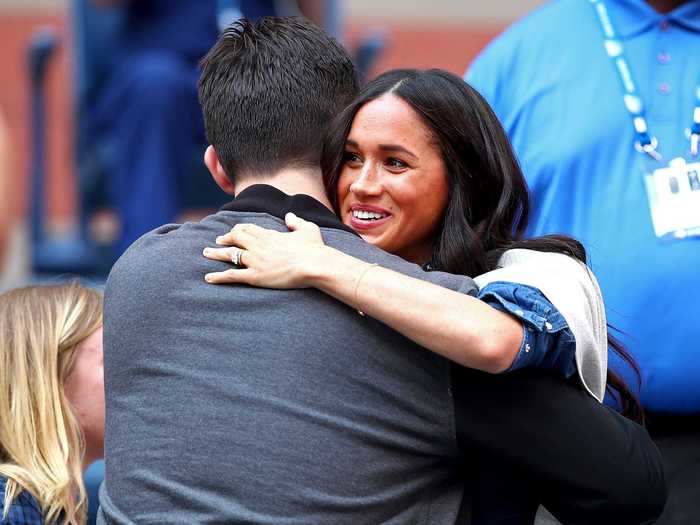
left=467, top=1, right=700, bottom=523
left=88, top=0, right=324, bottom=256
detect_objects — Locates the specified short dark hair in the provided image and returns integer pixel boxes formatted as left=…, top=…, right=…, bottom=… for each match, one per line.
left=198, top=17, right=358, bottom=181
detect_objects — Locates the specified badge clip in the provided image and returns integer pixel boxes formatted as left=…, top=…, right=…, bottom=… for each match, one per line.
left=635, top=137, right=662, bottom=161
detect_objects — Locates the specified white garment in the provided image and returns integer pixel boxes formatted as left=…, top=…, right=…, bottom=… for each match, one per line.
left=474, top=249, right=608, bottom=401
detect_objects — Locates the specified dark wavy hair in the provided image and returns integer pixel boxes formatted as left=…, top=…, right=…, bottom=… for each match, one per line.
left=322, top=69, right=643, bottom=422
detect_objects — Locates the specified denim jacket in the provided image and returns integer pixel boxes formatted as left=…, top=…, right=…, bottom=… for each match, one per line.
left=479, top=282, right=577, bottom=378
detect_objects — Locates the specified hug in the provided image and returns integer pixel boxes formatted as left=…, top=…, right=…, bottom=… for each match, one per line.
left=1, top=14, right=668, bottom=525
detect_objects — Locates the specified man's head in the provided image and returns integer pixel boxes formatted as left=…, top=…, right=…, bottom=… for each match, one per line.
left=199, top=16, right=358, bottom=191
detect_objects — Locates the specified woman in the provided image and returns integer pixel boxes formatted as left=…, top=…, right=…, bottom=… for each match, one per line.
left=203, top=68, right=640, bottom=416
left=0, top=283, right=104, bottom=525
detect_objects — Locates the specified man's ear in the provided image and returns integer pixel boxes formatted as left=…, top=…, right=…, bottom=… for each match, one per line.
left=204, top=145, right=235, bottom=195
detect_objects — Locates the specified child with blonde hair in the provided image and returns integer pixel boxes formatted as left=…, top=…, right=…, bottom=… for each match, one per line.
left=0, top=283, right=103, bottom=525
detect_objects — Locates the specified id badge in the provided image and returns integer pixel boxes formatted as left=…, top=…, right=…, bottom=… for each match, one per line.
left=644, top=157, right=700, bottom=239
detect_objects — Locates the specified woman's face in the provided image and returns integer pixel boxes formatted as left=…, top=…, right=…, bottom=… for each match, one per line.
left=64, top=326, right=105, bottom=466
left=337, top=94, right=449, bottom=264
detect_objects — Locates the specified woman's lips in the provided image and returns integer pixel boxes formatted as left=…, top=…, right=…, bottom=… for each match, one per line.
left=348, top=205, right=392, bottom=231
left=350, top=215, right=392, bottom=231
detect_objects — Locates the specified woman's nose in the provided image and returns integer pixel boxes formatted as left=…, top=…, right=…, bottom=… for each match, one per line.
left=349, top=164, right=382, bottom=198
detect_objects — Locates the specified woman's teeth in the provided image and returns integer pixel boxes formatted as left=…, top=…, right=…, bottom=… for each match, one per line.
left=353, top=210, right=387, bottom=220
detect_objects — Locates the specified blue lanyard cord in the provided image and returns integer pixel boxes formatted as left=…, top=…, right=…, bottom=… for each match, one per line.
left=590, top=0, right=700, bottom=159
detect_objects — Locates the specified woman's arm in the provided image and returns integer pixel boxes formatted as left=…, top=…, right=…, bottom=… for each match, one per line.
left=311, top=249, right=524, bottom=374
left=204, top=213, right=522, bottom=373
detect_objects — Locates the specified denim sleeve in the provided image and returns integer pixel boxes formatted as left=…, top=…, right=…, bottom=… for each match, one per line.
left=478, top=281, right=577, bottom=378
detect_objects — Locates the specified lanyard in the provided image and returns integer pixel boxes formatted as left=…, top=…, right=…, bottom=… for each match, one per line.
left=590, top=0, right=700, bottom=160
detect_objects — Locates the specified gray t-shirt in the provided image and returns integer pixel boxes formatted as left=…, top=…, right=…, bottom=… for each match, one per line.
left=99, top=186, right=477, bottom=524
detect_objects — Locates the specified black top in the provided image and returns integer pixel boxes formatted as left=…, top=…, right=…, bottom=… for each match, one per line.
left=220, top=185, right=357, bottom=236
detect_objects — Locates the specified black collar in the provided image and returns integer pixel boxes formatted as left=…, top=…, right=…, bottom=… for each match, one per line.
left=220, top=184, right=358, bottom=236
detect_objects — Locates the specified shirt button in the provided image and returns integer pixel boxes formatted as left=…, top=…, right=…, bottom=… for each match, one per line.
left=657, top=52, right=671, bottom=64
left=659, top=82, right=671, bottom=94
left=660, top=19, right=670, bottom=31
left=545, top=321, right=553, bottom=331
left=525, top=344, right=531, bottom=353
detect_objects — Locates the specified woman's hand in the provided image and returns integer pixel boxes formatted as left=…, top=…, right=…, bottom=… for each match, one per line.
left=203, top=213, right=331, bottom=288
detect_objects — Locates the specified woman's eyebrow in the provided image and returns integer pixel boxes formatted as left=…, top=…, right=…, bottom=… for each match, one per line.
left=377, top=144, right=418, bottom=160
left=345, top=139, right=418, bottom=160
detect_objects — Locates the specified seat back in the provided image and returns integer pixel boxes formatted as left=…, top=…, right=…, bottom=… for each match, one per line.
left=71, top=0, right=227, bottom=274
left=72, top=0, right=125, bottom=234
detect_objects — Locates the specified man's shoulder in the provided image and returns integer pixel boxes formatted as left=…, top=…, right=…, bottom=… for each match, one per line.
left=105, top=211, right=283, bottom=300
left=494, top=0, right=585, bottom=44
left=110, top=211, right=281, bottom=276
left=469, top=0, right=587, bottom=76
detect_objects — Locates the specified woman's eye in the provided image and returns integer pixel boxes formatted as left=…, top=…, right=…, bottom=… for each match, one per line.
left=343, top=151, right=362, bottom=165
left=386, top=157, right=408, bottom=169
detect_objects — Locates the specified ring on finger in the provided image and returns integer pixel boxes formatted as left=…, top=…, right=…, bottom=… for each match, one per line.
left=230, top=247, right=245, bottom=267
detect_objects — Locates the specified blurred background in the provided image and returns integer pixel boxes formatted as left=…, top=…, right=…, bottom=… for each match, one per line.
left=0, top=0, right=544, bottom=290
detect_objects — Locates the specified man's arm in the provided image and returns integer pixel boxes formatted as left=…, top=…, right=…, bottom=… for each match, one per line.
left=453, top=366, right=666, bottom=525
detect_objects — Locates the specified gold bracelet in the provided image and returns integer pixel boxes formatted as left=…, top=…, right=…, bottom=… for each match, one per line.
left=354, top=263, right=379, bottom=317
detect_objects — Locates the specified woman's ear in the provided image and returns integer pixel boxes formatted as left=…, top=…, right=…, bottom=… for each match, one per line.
left=204, top=145, right=235, bottom=195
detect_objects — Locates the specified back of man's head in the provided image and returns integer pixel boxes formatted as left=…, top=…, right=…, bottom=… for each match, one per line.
left=199, top=17, right=358, bottom=182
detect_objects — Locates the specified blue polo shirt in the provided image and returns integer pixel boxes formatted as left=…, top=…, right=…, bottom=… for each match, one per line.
left=467, top=0, right=700, bottom=413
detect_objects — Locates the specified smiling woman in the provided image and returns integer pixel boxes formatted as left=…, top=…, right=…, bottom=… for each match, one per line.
left=339, top=95, right=449, bottom=263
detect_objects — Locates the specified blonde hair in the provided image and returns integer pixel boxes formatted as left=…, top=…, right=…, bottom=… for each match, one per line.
left=0, top=282, right=103, bottom=524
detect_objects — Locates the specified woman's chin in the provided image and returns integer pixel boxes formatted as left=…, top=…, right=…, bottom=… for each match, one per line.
left=343, top=218, right=388, bottom=250
left=358, top=232, right=387, bottom=251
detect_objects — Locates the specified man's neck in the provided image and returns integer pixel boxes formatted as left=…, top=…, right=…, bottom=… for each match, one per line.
left=234, top=168, right=333, bottom=210
left=646, top=0, right=686, bottom=14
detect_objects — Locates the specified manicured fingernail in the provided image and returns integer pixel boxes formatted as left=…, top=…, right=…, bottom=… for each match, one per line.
left=203, top=248, right=211, bottom=256
left=205, top=274, right=213, bottom=282
left=215, top=236, right=224, bottom=244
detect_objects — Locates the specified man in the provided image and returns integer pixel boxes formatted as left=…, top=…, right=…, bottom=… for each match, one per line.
left=467, top=1, right=699, bottom=522
left=100, top=17, right=664, bottom=524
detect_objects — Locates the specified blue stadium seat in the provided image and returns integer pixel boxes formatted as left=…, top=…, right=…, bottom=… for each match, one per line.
left=28, top=1, right=228, bottom=279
